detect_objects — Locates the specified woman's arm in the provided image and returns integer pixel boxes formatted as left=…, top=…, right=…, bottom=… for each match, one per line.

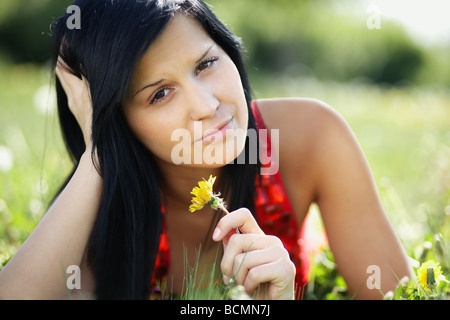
left=0, top=148, right=102, bottom=299
left=258, top=98, right=411, bottom=299
left=0, top=64, right=101, bottom=299
left=312, top=100, right=411, bottom=299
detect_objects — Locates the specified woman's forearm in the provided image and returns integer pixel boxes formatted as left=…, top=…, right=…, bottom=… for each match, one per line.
left=0, top=149, right=102, bottom=299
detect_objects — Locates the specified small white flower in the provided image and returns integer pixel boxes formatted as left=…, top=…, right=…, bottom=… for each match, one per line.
left=383, top=291, right=394, bottom=300
left=0, top=145, right=14, bottom=173
left=33, top=85, right=56, bottom=115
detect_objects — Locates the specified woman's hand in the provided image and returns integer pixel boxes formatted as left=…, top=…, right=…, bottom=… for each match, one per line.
left=212, top=208, right=296, bottom=300
left=55, top=58, right=93, bottom=148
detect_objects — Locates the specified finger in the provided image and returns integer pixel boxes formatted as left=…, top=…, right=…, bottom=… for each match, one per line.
left=231, top=246, right=286, bottom=286
left=55, top=57, right=73, bottom=86
left=220, top=234, right=282, bottom=278
left=243, top=258, right=295, bottom=300
left=55, top=63, right=92, bottom=146
left=55, top=58, right=87, bottom=94
left=56, top=65, right=90, bottom=116
left=55, top=63, right=72, bottom=97
left=56, top=64, right=84, bottom=94
left=212, top=208, right=264, bottom=242
left=243, top=262, right=278, bottom=298
left=56, top=56, right=68, bottom=70
left=56, top=56, right=76, bottom=75
left=56, top=65, right=83, bottom=107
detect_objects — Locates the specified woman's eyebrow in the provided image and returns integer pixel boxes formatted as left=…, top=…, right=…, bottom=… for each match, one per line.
left=134, top=79, right=163, bottom=97
left=134, top=44, right=214, bottom=97
left=196, top=44, right=214, bottom=63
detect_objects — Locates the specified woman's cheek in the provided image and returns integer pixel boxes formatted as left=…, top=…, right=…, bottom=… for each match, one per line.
left=141, top=127, right=182, bottom=162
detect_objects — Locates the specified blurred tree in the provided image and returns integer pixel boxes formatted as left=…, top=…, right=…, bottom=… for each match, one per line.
left=0, top=0, right=72, bottom=63
left=0, top=0, right=443, bottom=86
left=208, top=0, right=427, bottom=85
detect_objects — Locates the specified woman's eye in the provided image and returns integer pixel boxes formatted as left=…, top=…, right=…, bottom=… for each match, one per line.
left=150, top=87, right=171, bottom=104
left=195, top=57, right=218, bottom=76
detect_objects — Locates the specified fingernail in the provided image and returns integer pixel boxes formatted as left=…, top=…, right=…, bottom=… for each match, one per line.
left=212, top=228, right=221, bottom=241
left=223, top=274, right=229, bottom=285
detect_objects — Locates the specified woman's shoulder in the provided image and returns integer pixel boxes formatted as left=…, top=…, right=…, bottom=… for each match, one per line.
left=254, top=98, right=353, bottom=153
left=254, top=97, right=346, bottom=133
left=254, top=97, right=366, bottom=218
left=253, top=97, right=351, bottom=220
left=255, top=97, right=361, bottom=186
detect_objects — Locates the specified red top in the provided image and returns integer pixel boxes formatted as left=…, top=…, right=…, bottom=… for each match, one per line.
left=151, top=101, right=311, bottom=299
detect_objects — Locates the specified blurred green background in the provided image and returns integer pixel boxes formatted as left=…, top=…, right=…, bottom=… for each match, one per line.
left=0, top=0, right=449, bottom=299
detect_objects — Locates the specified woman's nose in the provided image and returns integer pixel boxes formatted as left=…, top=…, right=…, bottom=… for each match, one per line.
left=186, top=79, right=219, bottom=121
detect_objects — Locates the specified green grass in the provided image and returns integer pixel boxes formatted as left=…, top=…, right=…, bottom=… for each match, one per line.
left=0, top=63, right=69, bottom=264
left=0, top=62, right=448, bottom=299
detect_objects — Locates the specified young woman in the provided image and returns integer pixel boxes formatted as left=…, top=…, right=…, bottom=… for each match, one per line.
left=0, top=0, right=411, bottom=299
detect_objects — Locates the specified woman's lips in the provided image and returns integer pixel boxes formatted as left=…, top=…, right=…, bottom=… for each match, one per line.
left=200, top=118, right=234, bottom=143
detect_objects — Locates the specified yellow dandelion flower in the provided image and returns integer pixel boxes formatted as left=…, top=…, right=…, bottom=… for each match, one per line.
left=417, top=260, right=442, bottom=291
left=189, top=175, right=228, bottom=213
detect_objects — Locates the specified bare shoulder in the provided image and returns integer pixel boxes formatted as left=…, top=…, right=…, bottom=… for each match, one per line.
left=255, top=98, right=356, bottom=166
left=255, top=97, right=349, bottom=139
left=254, top=98, right=364, bottom=220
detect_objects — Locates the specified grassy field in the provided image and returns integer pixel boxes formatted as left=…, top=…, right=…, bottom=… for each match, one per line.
left=0, top=62, right=449, bottom=299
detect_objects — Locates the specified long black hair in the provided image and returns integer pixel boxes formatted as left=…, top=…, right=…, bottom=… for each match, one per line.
left=51, top=0, right=259, bottom=299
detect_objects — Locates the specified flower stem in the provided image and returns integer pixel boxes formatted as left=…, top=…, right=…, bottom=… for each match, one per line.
left=218, top=203, right=240, bottom=234
left=218, top=203, right=229, bottom=215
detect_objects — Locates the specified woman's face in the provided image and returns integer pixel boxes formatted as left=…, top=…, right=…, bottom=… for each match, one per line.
left=123, top=14, right=248, bottom=169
